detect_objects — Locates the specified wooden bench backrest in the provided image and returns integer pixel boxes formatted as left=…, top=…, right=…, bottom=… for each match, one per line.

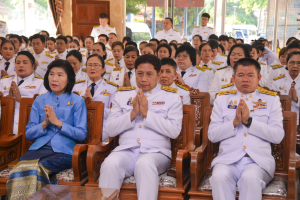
left=19, top=96, right=104, bottom=156
left=0, top=95, right=15, bottom=137
left=190, top=92, right=210, bottom=129
left=202, top=107, right=297, bottom=179
left=170, top=105, right=196, bottom=167
left=279, top=95, right=291, bottom=111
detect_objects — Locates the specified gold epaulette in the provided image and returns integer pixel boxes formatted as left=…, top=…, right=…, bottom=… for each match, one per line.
left=202, top=65, right=212, bottom=70
left=113, top=67, right=122, bottom=71
left=0, top=20, right=6, bottom=23
left=212, top=61, right=221, bottom=65
left=161, top=85, right=178, bottom=93
left=263, top=52, right=267, bottom=55
left=34, top=76, right=44, bottom=80
left=94, top=25, right=100, bottom=28
left=220, top=53, right=228, bottom=57
left=273, top=74, right=285, bottom=81
left=108, top=25, right=115, bottom=28
left=157, top=29, right=163, bottom=32
left=218, top=89, right=237, bottom=96
left=104, top=79, right=118, bottom=87
left=1, top=75, right=14, bottom=79
left=107, top=47, right=112, bottom=51
left=118, top=86, right=136, bottom=91
left=194, top=26, right=200, bottom=28
left=175, top=83, right=189, bottom=91
left=257, top=86, right=277, bottom=96
left=107, top=58, right=113, bottom=61
left=79, top=50, right=85, bottom=53
left=81, top=54, right=86, bottom=57
left=259, top=62, right=266, bottom=65
left=272, top=65, right=284, bottom=69
left=196, top=65, right=205, bottom=71
left=208, top=27, right=214, bottom=29
left=105, top=60, right=114, bottom=66
left=75, top=80, right=85, bottom=84
left=221, top=83, right=234, bottom=89
left=174, top=29, right=179, bottom=32
left=217, top=66, right=227, bottom=70
left=82, top=68, right=87, bottom=72
left=45, top=54, right=53, bottom=58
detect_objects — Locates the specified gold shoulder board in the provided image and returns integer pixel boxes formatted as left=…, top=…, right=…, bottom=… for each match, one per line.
left=161, top=85, right=178, bottom=93
left=217, top=66, right=227, bottom=70
left=258, top=62, right=266, bottom=65
left=2, top=75, right=14, bottom=79
left=174, top=29, right=179, bottom=32
left=107, top=58, right=113, bottom=61
left=221, top=83, right=234, bottom=89
left=202, top=65, right=212, bottom=70
left=196, top=65, right=205, bottom=71
left=113, top=67, right=122, bottom=71
left=81, top=68, right=87, bottom=72
left=220, top=53, right=228, bottom=57
left=194, top=26, right=200, bottom=28
left=257, top=87, right=277, bottom=96
left=157, top=29, right=163, bottom=32
left=105, top=60, right=114, bottom=66
left=108, top=25, right=115, bottom=28
left=208, top=27, right=214, bottom=29
left=81, top=54, right=86, bottom=57
left=104, top=79, right=118, bottom=87
left=94, top=25, right=100, bottom=28
left=118, top=86, right=136, bottom=91
left=107, top=47, right=112, bottom=51
left=218, top=89, right=237, bottom=96
left=75, top=80, right=85, bottom=84
left=272, top=65, right=284, bottom=69
left=175, top=83, right=189, bottom=91
left=273, top=74, right=285, bottom=81
left=34, top=76, right=44, bottom=80
left=45, top=54, right=53, bottom=58
left=212, top=61, right=221, bottom=65
left=0, top=20, right=6, bottom=23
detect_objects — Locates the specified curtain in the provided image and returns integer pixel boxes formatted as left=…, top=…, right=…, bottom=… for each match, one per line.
left=48, top=0, right=63, bottom=35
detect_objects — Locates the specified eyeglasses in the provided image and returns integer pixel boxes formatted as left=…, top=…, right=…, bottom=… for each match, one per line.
left=87, top=64, right=102, bottom=69
left=176, top=54, right=189, bottom=59
left=288, top=61, right=300, bottom=67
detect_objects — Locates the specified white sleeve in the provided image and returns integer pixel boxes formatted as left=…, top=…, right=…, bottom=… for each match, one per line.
left=196, top=71, right=208, bottom=92
left=264, top=47, right=278, bottom=65
left=259, top=64, right=268, bottom=87
left=209, top=71, right=221, bottom=104
left=156, top=31, right=162, bottom=40
left=112, top=27, right=117, bottom=34
left=175, top=31, right=181, bottom=43
left=265, top=68, right=274, bottom=89
left=183, top=91, right=191, bottom=105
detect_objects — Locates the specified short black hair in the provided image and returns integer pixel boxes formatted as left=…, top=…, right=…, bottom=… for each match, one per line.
left=286, top=37, right=297, bottom=46
left=9, top=34, right=22, bottom=43
left=66, top=35, right=73, bottom=43
left=122, top=36, right=132, bottom=43
left=87, top=54, right=105, bottom=70
left=47, top=37, right=56, bottom=43
left=193, top=35, right=202, bottom=42
left=44, top=59, right=75, bottom=93
left=1, top=40, right=15, bottom=49
left=99, top=13, right=108, bottom=19
left=218, top=44, right=225, bottom=53
left=108, top=32, right=117, bottom=37
left=252, top=41, right=265, bottom=52
left=219, top=35, right=229, bottom=42
left=228, top=37, right=236, bottom=44
left=70, top=39, right=80, bottom=47
left=208, top=39, right=218, bottom=50
left=208, top=34, right=218, bottom=41
left=124, top=46, right=139, bottom=56
left=244, top=44, right=252, bottom=53
left=236, top=39, right=244, bottom=44
left=201, top=13, right=210, bottom=19
left=169, top=43, right=177, bottom=53
left=31, top=34, right=46, bottom=43
left=56, top=35, right=68, bottom=44
left=21, top=35, right=29, bottom=45
left=135, top=54, right=161, bottom=74
left=149, top=38, right=160, bottom=46
left=159, top=39, right=168, bottom=44
left=15, top=51, right=35, bottom=65
left=251, top=46, right=259, bottom=54
left=165, top=17, right=173, bottom=24
left=0, top=37, right=6, bottom=43
left=157, top=43, right=172, bottom=57
left=66, top=49, right=83, bottom=62
left=40, top=30, right=50, bottom=37
left=233, top=57, right=261, bottom=75
left=199, top=43, right=211, bottom=55
left=99, top=34, right=109, bottom=42
left=125, top=41, right=138, bottom=48
left=287, top=51, right=300, bottom=63
left=93, top=42, right=107, bottom=60
left=112, top=41, right=124, bottom=50
left=85, top=36, right=95, bottom=43
left=175, top=44, right=196, bottom=66
left=227, top=44, right=251, bottom=66
left=183, top=42, right=192, bottom=47
left=286, top=41, right=300, bottom=53
left=161, top=57, right=177, bottom=72
left=139, top=41, right=148, bottom=46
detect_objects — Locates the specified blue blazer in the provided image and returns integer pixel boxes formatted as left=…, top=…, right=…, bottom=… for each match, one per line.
left=26, top=91, right=87, bottom=155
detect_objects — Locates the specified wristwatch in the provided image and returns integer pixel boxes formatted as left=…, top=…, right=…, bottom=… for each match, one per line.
left=243, top=117, right=252, bottom=128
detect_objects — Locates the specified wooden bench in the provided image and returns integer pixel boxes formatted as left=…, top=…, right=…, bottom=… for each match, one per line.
left=188, top=107, right=299, bottom=200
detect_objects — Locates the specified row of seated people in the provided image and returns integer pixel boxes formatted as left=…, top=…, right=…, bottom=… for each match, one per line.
left=0, top=51, right=299, bottom=199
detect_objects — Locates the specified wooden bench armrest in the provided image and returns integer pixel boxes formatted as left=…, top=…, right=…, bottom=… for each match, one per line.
left=190, top=143, right=207, bottom=191
left=175, top=149, right=190, bottom=189
left=287, top=160, right=297, bottom=199
left=72, top=144, right=88, bottom=182
left=87, top=138, right=115, bottom=183
left=195, top=127, right=202, bottom=147
left=0, top=134, right=23, bottom=147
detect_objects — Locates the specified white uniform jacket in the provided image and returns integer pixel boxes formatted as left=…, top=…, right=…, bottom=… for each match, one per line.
left=0, top=57, right=16, bottom=76
left=106, top=84, right=183, bottom=159
left=34, top=51, right=55, bottom=77
left=191, top=26, right=215, bottom=41
left=91, top=25, right=116, bottom=41
left=57, top=50, right=68, bottom=60
left=156, top=28, right=181, bottom=43
left=258, top=47, right=278, bottom=65
left=208, top=88, right=284, bottom=176
left=171, top=82, right=191, bottom=105
left=213, top=53, right=228, bottom=66
left=109, top=67, right=137, bottom=88
left=266, top=65, right=287, bottom=89
left=75, top=68, right=87, bottom=82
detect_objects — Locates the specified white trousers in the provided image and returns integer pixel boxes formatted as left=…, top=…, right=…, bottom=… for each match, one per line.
left=98, top=148, right=171, bottom=200
left=209, top=157, right=273, bottom=200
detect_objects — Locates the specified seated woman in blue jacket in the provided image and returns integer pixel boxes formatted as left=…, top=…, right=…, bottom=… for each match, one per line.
left=6, top=59, right=87, bottom=200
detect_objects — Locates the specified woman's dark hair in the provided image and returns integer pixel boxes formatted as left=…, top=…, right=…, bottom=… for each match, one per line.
left=287, top=51, right=300, bottom=63
left=66, top=50, right=83, bottom=62
left=122, top=36, right=132, bottom=43
left=208, top=39, right=218, bottom=50
left=44, top=59, right=75, bottom=93
left=93, top=42, right=107, bottom=60
left=193, top=35, right=202, bottom=42
left=227, top=44, right=251, bottom=66
left=286, top=41, right=300, bottom=53
left=175, top=44, right=196, bottom=66
left=0, top=37, right=6, bottom=43
left=9, top=34, right=22, bottom=43
left=1, top=40, right=15, bottom=49
left=135, top=54, right=161, bottom=74
left=278, top=47, right=287, bottom=58
left=218, top=44, right=225, bottom=53
left=169, top=43, right=177, bottom=53
left=124, top=46, right=139, bottom=57
left=87, top=54, right=105, bottom=69
left=236, top=39, right=244, bottom=44
left=21, top=35, right=29, bottom=45
left=251, top=46, right=259, bottom=54
left=70, top=39, right=80, bottom=47
left=47, top=37, right=56, bottom=43
left=199, top=43, right=211, bottom=54
left=15, top=51, right=35, bottom=65
left=125, top=41, right=138, bottom=48
left=156, top=43, right=172, bottom=57
left=159, top=39, right=168, bottom=43
left=66, top=35, right=73, bottom=43
left=112, top=41, right=124, bottom=50
left=286, top=37, right=297, bottom=46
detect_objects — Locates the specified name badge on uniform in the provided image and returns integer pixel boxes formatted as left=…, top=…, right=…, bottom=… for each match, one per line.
left=253, top=99, right=267, bottom=109
left=100, top=89, right=111, bottom=96
left=227, top=100, right=237, bottom=109
left=25, top=86, right=36, bottom=89
left=127, top=97, right=134, bottom=105
left=169, top=35, right=173, bottom=36
left=41, top=62, right=48, bottom=64
left=189, top=74, right=197, bottom=77
left=152, top=101, right=165, bottom=105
